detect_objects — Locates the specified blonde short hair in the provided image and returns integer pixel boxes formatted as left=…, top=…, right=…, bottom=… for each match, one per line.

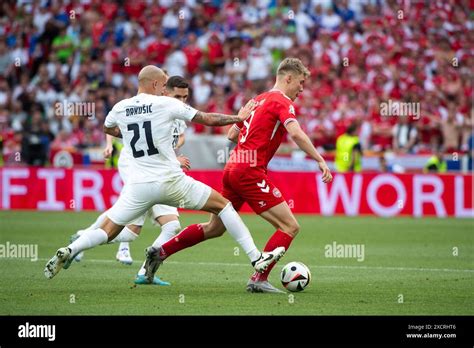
left=276, top=58, right=310, bottom=78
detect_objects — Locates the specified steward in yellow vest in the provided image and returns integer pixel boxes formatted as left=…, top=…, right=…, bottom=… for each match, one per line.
left=424, top=150, right=447, bottom=173
left=105, top=138, right=123, bottom=169
left=335, top=123, right=362, bottom=172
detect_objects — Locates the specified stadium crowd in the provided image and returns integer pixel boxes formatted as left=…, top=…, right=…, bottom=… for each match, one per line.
left=0, top=0, right=472, bottom=166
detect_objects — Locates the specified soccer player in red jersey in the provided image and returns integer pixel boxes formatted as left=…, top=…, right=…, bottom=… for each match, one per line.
left=142, top=58, right=332, bottom=292
left=219, top=57, right=333, bottom=292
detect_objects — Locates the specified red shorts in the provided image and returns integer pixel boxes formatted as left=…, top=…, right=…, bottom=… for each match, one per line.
left=222, top=167, right=286, bottom=214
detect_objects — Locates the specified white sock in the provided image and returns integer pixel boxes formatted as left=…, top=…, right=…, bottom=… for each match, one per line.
left=109, top=226, right=139, bottom=244
left=68, top=228, right=108, bottom=256
left=87, top=211, right=108, bottom=230
left=218, top=203, right=261, bottom=262
left=152, top=220, right=181, bottom=249
left=137, top=261, right=147, bottom=276
left=118, top=242, right=129, bottom=252
left=137, top=220, right=181, bottom=276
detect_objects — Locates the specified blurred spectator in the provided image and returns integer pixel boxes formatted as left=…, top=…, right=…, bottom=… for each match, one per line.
left=293, top=4, right=315, bottom=45
left=320, top=7, right=342, bottom=30
left=145, top=27, right=172, bottom=67
left=468, top=133, right=474, bottom=170
left=192, top=70, right=213, bottom=108
left=51, top=129, right=76, bottom=152
left=224, top=47, right=248, bottom=84
left=21, top=110, right=52, bottom=166
left=164, top=43, right=188, bottom=77
left=183, top=33, right=203, bottom=75
left=35, top=80, right=58, bottom=118
left=440, top=103, right=462, bottom=153
left=392, top=117, right=418, bottom=154
left=378, top=153, right=392, bottom=173
left=52, top=27, right=74, bottom=64
left=246, top=36, right=272, bottom=92
left=206, top=32, right=225, bottom=71
left=334, top=0, right=356, bottom=22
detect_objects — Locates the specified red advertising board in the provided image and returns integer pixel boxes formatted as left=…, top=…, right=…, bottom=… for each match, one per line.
left=0, top=167, right=472, bottom=217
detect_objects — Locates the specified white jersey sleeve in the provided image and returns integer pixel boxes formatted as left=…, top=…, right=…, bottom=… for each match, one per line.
left=104, top=105, right=118, bottom=128
left=176, top=119, right=187, bottom=134
left=171, top=119, right=187, bottom=149
left=165, top=97, right=198, bottom=122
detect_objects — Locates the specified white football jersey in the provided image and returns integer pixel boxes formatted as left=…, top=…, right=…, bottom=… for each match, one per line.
left=172, top=119, right=187, bottom=149
left=105, top=94, right=197, bottom=184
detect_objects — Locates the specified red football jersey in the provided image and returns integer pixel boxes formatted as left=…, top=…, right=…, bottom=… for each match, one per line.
left=226, top=90, right=297, bottom=170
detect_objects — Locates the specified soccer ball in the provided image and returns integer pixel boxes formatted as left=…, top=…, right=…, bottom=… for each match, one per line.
left=280, top=262, right=311, bottom=292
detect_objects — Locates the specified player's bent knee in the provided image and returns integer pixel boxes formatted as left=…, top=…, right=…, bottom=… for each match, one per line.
left=282, top=221, right=300, bottom=237
left=126, top=224, right=142, bottom=235
left=215, top=196, right=230, bottom=211
left=202, top=222, right=226, bottom=239
left=101, top=217, right=125, bottom=241
left=205, top=228, right=225, bottom=239
left=156, top=214, right=179, bottom=226
left=202, top=191, right=230, bottom=215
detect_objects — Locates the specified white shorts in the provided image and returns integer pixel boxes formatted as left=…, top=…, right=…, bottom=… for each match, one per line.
left=107, top=175, right=211, bottom=226
left=127, top=212, right=147, bottom=226
left=150, top=204, right=179, bottom=225
left=117, top=156, right=129, bottom=186
left=117, top=154, right=148, bottom=224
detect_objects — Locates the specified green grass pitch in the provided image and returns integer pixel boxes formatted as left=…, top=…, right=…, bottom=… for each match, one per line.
left=0, top=211, right=472, bottom=315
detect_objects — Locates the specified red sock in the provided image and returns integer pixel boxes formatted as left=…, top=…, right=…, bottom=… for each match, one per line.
left=160, top=224, right=204, bottom=260
left=254, top=230, right=294, bottom=281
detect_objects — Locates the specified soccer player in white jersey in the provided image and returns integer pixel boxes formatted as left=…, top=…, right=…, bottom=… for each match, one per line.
left=70, top=76, right=191, bottom=285
left=44, top=65, right=285, bottom=281
left=132, top=76, right=193, bottom=284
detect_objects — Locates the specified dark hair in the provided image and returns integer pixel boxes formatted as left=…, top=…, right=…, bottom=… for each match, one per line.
left=166, top=76, right=189, bottom=90
left=346, top=122, right=358, bottom=135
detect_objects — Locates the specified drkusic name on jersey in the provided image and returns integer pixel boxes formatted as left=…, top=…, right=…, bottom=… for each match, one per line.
left=125, top=104, right=153, bottom=117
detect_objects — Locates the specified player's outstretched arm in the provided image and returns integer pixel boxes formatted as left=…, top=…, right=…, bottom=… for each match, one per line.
left=227, top=125, right=240, bottom=143
left=176, top=134, right=185, bottom=148
left=285, top=120, right=333, bottom=183
left=103, top=134, right=114, bottom=159
left=103, top=125, right=122, bottom=139
left=192, top=100, right=256, bottom=126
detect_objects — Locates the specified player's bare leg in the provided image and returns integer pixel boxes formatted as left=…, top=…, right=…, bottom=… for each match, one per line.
left=199, top=207, right=293, bottom=293
left=247, top=201, right=299, bottom=293
left=44, top=217, right=125, bottom=279
left=144, top=189, right=285, bottom=283
left=202, top=213, right=286, bottom=293
left=71, top=215, right=142, bottom=265
left=200, top=213, right=226, bottom=238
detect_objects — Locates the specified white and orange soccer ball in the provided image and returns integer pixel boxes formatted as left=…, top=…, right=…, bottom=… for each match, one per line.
left=280, top=262, right=312, bottom=292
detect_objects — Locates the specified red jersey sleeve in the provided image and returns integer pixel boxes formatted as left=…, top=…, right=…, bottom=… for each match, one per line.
left=275, top=99, right=297, bottom=126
